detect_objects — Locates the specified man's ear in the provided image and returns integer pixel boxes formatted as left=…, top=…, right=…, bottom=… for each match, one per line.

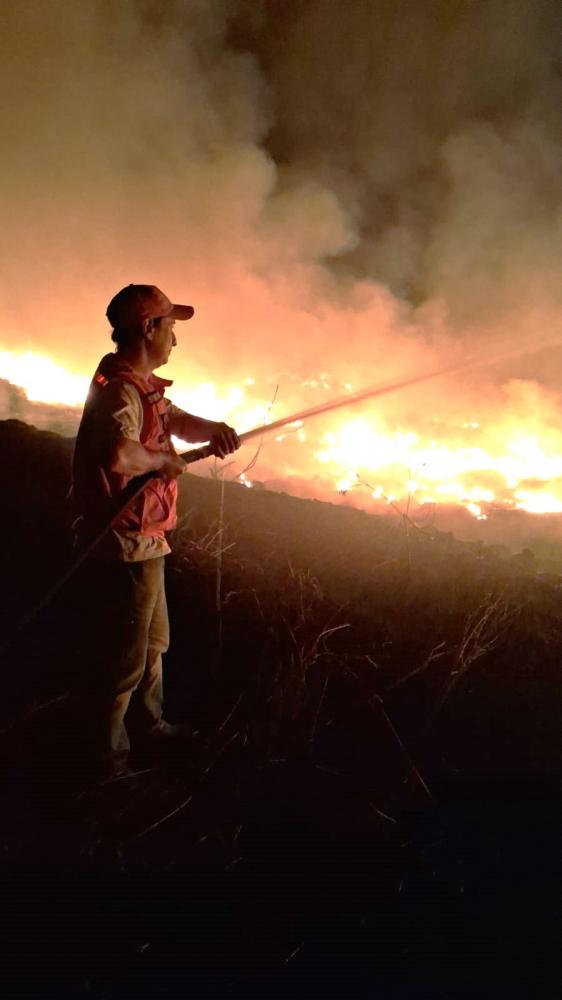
left=143, top=317, right=154, bottom=340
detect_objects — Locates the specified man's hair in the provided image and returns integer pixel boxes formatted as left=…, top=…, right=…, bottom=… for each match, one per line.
left=111, top=317, right=163, bottom=349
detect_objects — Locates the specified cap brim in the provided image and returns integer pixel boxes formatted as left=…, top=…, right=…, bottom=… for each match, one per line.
left=170, top=303, right=194, bottom=320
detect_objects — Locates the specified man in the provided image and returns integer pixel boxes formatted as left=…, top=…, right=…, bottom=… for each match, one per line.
left=72, top=283, right=240, bottom=772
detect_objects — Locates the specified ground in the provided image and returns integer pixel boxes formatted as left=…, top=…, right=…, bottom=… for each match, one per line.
left=0, top=420, right=559, bottom=998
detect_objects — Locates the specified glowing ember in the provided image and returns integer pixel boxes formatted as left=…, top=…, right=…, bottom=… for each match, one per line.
left=3, top=349, right=562, bottom=521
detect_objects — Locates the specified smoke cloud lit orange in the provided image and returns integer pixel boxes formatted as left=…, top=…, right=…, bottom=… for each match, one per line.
left=1, top=3, right=561, bottom=529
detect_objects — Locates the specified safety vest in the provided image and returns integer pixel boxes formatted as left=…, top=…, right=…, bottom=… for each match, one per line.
left=72, top=353, right=178, bottom=536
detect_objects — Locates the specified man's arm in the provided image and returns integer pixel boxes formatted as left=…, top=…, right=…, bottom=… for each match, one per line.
left=110, top=438, right=185, bottom=479
left=99, top=382, right=185, bottom=479
left=169, top=405, right=241, bottom=459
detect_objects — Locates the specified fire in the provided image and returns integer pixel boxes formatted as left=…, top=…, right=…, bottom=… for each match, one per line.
left=3, top=348, right=562, bottom=521
left=0, top=350, right=89, bottom=407
left=514, top=492, right=562, bottom=515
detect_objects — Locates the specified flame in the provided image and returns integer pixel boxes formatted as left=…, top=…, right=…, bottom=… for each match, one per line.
left=514, top=491, right=562, bottom=514
left=3, top=348, right=562, bottom=520
left=0, top=350, right=89, bottom=407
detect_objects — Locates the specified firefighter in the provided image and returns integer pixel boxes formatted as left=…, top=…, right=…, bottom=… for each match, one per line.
left=71, top=284, right=240, bottom=773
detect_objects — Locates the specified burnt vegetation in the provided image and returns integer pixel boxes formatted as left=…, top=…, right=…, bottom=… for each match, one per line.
left=0, top=419, right=559, bottom=998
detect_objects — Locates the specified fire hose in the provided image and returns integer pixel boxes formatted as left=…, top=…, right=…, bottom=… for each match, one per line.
left=78, top=349, right=504, bottom=568
left=3, top=339, right=560, bottom=648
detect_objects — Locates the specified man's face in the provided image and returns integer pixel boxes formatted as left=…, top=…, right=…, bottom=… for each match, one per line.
left=149, top=315, right=177, bottom=368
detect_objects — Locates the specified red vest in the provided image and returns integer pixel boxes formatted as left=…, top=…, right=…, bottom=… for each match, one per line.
left=73, top=353, right=178, bottom=536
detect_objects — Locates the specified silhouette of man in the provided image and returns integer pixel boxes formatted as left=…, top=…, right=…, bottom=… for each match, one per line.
left=72, top=284, right=240, bottom=772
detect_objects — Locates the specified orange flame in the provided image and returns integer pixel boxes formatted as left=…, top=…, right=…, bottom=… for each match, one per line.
left=3, top=348, right=562, bottom=519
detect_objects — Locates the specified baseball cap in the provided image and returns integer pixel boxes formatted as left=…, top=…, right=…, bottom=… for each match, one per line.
left=106, top=284, right=194, bottom=328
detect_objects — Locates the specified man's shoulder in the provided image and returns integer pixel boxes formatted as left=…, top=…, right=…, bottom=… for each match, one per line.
left=83, top=373, right=144, bottom=441
left=92, top=376, right=142, bottom=411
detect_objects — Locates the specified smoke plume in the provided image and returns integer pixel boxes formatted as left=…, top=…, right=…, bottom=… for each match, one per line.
left=0, top=0, right=561, bottom=452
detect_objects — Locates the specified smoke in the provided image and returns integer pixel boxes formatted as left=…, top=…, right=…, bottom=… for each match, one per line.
left=0, top=0, right=561, bottom=420
left=247, top=1, right=562, bottom=323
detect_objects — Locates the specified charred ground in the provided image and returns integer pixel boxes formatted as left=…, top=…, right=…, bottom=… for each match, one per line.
left=0, top=419, right=559, bottom=998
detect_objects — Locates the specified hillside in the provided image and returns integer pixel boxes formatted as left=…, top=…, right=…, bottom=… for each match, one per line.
left=0, top=418, right=559, bottom=996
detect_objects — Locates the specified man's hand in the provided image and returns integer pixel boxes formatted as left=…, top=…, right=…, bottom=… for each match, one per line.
left=209, top=422, right=241, bottom=460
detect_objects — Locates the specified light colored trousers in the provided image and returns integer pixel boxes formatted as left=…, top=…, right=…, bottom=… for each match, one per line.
left=81, top=556, right=169, bottom=754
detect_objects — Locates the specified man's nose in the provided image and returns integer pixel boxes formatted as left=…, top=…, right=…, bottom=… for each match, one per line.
left=172, top=332, right=177, bottom=346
